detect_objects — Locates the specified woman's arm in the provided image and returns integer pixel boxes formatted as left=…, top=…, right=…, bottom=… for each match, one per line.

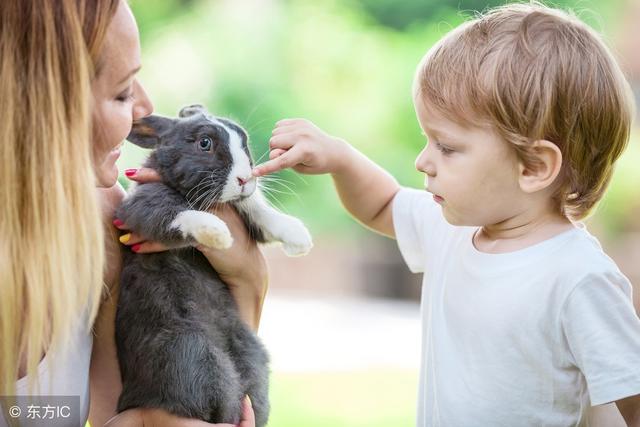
left=194, top=203, right=269, bottom=331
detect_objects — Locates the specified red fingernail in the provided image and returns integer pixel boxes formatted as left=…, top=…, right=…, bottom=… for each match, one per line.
left=131, top=244, right=142, bottom=253
left=125, top=168, right=137, bottom=177
left=113, top=219, right=124, bottom=227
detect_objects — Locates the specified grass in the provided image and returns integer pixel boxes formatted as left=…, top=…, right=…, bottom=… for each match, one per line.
left=87, top=369, right=418, bottom=426
left=267, top=369, right=418, bottom=427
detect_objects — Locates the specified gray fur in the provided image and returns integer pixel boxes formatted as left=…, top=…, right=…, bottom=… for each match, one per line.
left=114, top=105, right=311, bottom=426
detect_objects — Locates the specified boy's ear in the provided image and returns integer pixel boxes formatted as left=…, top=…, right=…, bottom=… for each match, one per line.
left=518, top=140, right=563, bottom=194
left=126, top=115, right=176, bottom=149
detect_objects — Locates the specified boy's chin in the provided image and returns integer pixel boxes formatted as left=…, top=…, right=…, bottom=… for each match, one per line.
left=441, top=208, right=460, bottom=225
left=441, top=208, right=472, bottom=227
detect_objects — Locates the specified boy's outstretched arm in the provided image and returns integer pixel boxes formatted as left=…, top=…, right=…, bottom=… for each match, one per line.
left=252, top=118, right=400, bottom=238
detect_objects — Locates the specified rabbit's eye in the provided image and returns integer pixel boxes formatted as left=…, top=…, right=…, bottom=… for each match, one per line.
left=198, top=137, right=213, bottom=151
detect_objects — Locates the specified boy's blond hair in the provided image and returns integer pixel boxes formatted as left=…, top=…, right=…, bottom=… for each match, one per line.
left=414, top=2, right=635, bottom=221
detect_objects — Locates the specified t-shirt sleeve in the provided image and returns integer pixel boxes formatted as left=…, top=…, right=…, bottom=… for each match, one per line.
left=392, top=187, right=445, bottom=273
left=561, top=271, right=640, bottom=405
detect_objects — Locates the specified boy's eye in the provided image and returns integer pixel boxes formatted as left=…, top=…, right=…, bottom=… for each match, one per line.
left=436, top=142, right=454, bottom=155
left=199, top=136, right=213, bottom=151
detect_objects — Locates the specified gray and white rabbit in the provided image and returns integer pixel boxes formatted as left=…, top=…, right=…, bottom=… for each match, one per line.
left=113, top=104, right=312, bottom=426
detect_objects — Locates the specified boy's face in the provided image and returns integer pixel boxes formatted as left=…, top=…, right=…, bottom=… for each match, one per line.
left=413, top=97, right=524, bottom=227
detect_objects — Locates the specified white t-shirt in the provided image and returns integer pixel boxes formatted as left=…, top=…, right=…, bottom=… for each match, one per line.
left=392, top=188, right=640, bottom=427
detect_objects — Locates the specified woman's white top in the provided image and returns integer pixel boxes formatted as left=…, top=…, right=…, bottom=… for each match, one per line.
left=1, top=312, right=93, bottom=427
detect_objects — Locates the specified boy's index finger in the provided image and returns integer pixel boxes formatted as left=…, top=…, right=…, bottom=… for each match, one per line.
left=276, top=118, right=297, bottom=126
left=253, top=151, right=293, bottom=176
left=276, top=117, right=310, bottom=127
left=252, top=158, right=281, bottom=176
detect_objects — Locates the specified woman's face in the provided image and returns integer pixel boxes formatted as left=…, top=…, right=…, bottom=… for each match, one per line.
left=92, top=1, right=153, bottom=188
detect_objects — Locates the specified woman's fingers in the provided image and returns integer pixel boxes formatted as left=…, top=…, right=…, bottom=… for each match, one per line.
left=124, top=166, right=162, bottom=183
left=105, top=407, right=242, bottom=427
left=238, top=396, right=256, bottom=427
left=113, top=218, right=128, bottom=229
left=113, top=213, right=171, bottom=254
left=128, top=240, right=168, bottom=254
left=112, top=222, right=170, bottom=254
left=103, top=409, right=143, bottom=427
left=118, top=232, right=144, bottom=246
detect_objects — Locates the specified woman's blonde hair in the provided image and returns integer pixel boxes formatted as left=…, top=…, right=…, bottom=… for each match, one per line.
left=414, top=2, right=635, bottom=220
left=0, top=0, right=119, bottom=395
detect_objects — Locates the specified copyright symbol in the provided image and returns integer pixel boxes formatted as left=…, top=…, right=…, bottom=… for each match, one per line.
left=8, top=406, right=21, bottom=418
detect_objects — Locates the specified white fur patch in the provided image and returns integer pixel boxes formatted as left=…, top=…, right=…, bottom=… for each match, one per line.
left=237, top=191, right=313, bottom=257
left=275, top=216, right=313, bottom=256
left=205, top=118, right=254, bottom=202
left=170, top=210, right=233, bottom=249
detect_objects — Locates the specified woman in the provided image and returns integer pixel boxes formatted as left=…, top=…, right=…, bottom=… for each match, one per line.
left=0, top=1, right=266, bottom=426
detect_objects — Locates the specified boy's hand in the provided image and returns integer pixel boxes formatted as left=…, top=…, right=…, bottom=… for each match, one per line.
left=252, top=118, right=349, bottom=177
left=253, top=117, right=400, bottom=238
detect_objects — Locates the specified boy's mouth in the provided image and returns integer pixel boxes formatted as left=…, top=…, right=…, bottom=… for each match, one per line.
left=425, top=186, right=444, bottom=202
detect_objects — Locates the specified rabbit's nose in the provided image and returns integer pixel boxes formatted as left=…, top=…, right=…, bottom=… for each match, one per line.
left=237, top=176, right=252, bottom=186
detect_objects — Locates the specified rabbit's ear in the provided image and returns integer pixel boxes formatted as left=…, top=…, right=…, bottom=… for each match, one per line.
left=178, top=104, right=206, bottom=118
left=127, top=116, right=176, bottom=149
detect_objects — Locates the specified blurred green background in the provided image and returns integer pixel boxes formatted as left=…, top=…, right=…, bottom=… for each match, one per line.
left=123, top=0, right=639, bottom=239
left=116, top=0, right=639, bottom=425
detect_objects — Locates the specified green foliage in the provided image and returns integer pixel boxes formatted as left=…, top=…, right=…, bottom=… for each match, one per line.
left=349, top=0, right=619, bottom=30
left=119, top=0, right=635, bottom=239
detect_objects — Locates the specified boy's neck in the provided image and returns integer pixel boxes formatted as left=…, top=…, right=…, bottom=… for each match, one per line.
left=474, top=208, right=574, bottom=254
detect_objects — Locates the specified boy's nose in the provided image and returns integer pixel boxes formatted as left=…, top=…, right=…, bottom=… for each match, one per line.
left=415, top=147, right=436, bottom=177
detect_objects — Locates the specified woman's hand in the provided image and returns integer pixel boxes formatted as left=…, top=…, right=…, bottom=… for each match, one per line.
left=104, top=396, right=255, bottom=427
left=114, top=167, right=269, bottom=330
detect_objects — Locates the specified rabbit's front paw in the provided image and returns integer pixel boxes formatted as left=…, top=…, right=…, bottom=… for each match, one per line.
left=276, top=218, right=313, bottom=257
left=170, top=210, right=233, bottom=249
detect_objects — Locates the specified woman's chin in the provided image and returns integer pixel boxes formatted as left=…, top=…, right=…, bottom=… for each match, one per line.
left=95, top=145, right=123, bottom=188
left=95, top=164, right=119, bottom=188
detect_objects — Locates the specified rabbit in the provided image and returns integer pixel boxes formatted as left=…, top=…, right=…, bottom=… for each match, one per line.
left=113, top=104, right=313, bottom=426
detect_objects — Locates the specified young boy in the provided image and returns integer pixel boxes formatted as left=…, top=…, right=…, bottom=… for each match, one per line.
left=253, top=3, right=640, bottom=426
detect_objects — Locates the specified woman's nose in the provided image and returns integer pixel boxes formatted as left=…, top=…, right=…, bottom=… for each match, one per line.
left=415, top=146, right=436, bottom=177
left=132, top=79, right=154, bottom=120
